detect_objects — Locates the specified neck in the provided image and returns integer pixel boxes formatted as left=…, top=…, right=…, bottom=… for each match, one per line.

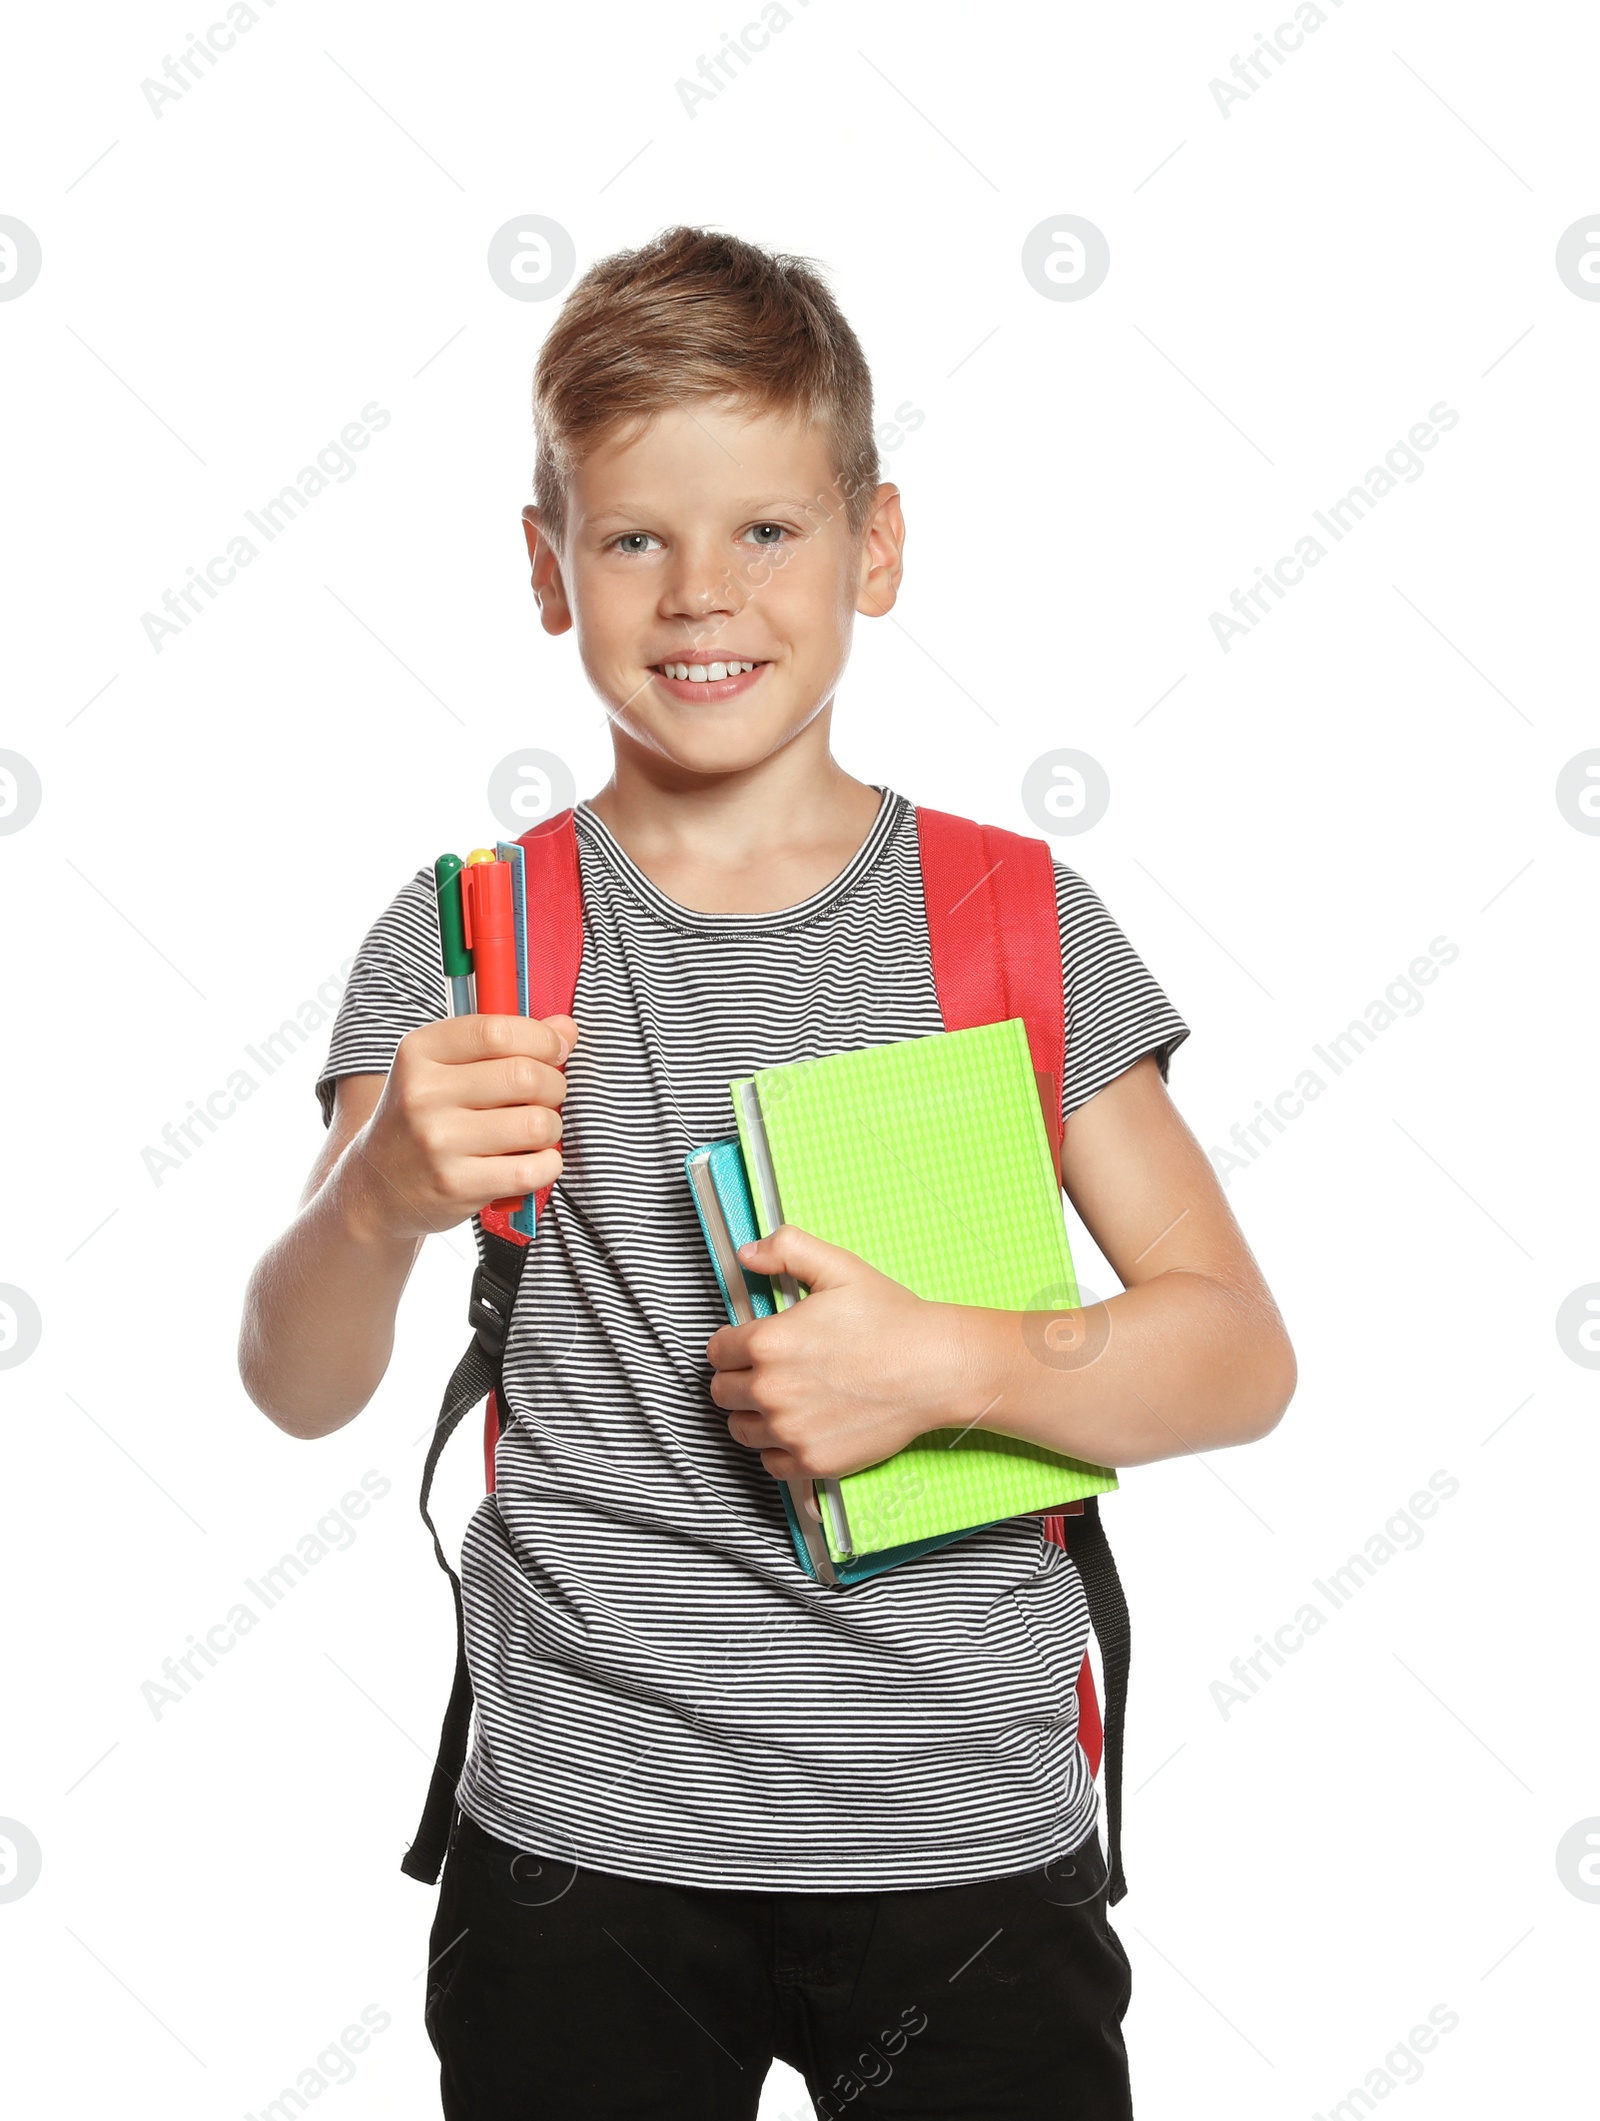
left=584, top=718, right=884, bottom=916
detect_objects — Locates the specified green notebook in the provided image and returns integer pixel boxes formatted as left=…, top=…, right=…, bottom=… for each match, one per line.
left=731, top=1017, right=1118, bottom=1562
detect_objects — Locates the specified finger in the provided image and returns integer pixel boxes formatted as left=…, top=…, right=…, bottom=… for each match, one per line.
left=708, top=1369, right=764, bottom=1414
left=725, top=1408, right=778, bottom=1450
left=426, top=1014, right=577, bottom=1069
left=735, top=1223, right=858, bottom=1291
left=437, top=1103, right=564, bottom=1159
left=445, top=1053, right=571, bottom=1115
left=462, top=1147, right=565, bottom=1202
left=705, top=1323, right=758, bottom=1371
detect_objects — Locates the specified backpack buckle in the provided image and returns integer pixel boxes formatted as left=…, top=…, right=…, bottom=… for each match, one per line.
left=467, top=1257, right=519, bottom=1358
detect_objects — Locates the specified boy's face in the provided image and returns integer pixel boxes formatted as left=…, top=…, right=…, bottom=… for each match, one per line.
left=523, top=399, right=903, bottom=778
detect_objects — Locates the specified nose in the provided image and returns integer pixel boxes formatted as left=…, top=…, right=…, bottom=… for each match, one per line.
left=658, top=536, right=744, bottom=632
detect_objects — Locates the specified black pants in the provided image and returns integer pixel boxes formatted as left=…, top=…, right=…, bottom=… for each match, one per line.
left=425, top=1809, right=1133, bottom=2118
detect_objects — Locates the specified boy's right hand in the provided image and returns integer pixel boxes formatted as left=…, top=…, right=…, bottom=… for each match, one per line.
left=345, top=1013, right=579, bottom=1242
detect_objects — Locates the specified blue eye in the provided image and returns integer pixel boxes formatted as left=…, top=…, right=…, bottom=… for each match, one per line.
left=613, top=532, right=659, bottom=555
left=745, top=523, right=790, bottom=546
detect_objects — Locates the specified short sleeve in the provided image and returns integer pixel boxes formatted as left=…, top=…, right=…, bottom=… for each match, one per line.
left=1055, top=862, right=1190, bottom=1122
left=314, top=866, right=447, bottom=1127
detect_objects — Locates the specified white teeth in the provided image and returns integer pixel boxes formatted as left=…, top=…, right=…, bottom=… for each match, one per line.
left=659, top=659, right=759, bottom=682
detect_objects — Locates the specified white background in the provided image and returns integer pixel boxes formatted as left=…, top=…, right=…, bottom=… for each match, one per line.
left=3, top=1, right=1596, bottom=2114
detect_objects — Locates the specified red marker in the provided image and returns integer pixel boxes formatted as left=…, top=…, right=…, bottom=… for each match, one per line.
left=461, top=855, right=518, bottom=1014
left=461, top=854, right=523, bottom=1210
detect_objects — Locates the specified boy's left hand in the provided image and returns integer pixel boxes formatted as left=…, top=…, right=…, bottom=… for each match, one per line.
left=705, top=1226, right=971, bottom=1481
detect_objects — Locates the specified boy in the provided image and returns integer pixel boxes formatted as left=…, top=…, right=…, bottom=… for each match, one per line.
left=240, top=226, right=1295, bottom=2119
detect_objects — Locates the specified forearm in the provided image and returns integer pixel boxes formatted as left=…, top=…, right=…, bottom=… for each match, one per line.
left=239, top=1146, right=423, bottom=1440
left=945, top=1270, right=1296, bottom=1469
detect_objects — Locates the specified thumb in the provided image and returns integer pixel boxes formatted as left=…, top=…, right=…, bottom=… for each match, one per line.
left=737, top=1223, right=860, bottom=1292
left=543, top=1013, right=580, bottom=1061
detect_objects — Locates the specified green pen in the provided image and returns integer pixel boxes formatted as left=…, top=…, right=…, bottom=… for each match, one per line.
left=434, top=853, right=474, bottom=1015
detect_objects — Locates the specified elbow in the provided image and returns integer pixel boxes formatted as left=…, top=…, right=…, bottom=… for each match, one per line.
left=243, top=1379, right=362, bottom=1443
left=236, top=1273, right=297, bottom=1434
left=1187, top=1272, right=1297, bottom=1448
left=237, top=1304, right=297, bottom=1435
left=237, top=1323, right=362, bottom=1443
left=1239, top=1328, right=1297, bottom=1445
left=237, top=1349, right=313, bottom=1439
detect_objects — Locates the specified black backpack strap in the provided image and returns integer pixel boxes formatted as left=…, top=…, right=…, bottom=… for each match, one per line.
left=399, top=1220, right=528, bottom=1885
left=1065, top=1496, right=1131, bottom=1905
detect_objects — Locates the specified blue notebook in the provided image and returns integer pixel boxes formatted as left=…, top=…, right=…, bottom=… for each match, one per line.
left=685, top=1136, right=974, bottom=1589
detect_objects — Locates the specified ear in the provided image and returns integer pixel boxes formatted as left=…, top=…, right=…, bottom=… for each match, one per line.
left=854, top=482, right=905, bottom=620
left=521, top=505, right=573, bottom=636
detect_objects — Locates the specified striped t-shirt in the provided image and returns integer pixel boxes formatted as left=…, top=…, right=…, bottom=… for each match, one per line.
left=315, top=787, right=1189, bottom=1891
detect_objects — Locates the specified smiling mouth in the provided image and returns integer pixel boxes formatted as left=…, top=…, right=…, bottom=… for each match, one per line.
left=649, top=658, right=767, bottom=683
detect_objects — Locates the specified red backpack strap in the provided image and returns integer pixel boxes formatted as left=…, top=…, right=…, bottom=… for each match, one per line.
left=515, top=806, right=584, bottom=1215
left=915, top=806, right=1066, bottom=1186
left=517, top=809, right=585, bottom=1017
left=477, top=808, right=585, bottom=1250
left=478, top=809, right=584, bottom=1482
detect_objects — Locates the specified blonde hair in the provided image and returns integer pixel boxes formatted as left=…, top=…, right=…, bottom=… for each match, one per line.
left=531, top=225, right=880, bottom=544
